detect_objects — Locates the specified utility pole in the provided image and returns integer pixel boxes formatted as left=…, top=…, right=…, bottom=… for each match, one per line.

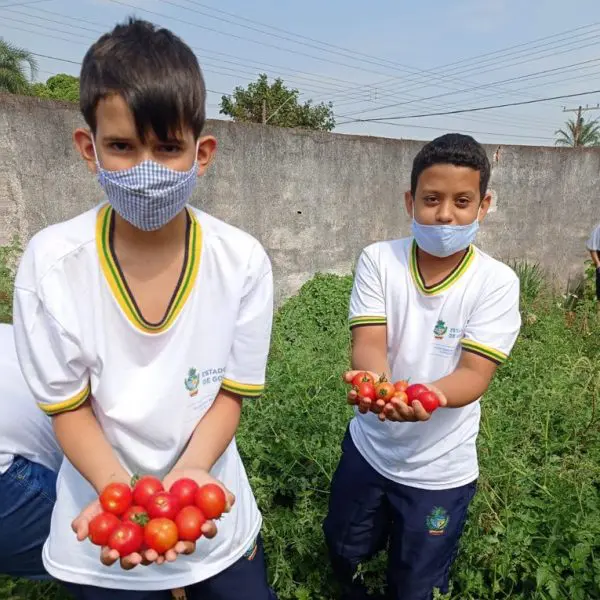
left=562, top=104, right=600, bottom=146
left=262, top=99, right=267, bottom=124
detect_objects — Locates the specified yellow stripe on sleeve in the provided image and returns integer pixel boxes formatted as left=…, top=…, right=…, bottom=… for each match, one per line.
left=460, top=339, right=508, bottom=364
left=38, top=384, right=91, bottom=415
left=221, top=379, right=265, bottom=398
left=349, top=315, right=387, bottom=328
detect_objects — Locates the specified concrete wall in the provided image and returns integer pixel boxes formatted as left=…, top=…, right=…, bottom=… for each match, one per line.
left=1, top=94, right=599, bottom=303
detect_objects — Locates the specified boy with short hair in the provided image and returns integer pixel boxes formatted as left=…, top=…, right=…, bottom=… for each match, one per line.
left=13, top=18, right=276, bottom=599
left=323, top=134, right=522, bottom=600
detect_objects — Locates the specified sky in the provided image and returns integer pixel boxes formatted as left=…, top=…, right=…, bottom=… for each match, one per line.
left=1, top=0, right=600, bottom=146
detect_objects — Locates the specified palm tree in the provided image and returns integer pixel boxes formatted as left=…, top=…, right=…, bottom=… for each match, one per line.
left=555, top=115, right=600, bottom=147
left=0, top=38, right=38, bottom=94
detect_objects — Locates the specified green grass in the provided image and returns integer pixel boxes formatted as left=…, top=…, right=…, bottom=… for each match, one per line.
left=1, top=256, right=599, bottom=599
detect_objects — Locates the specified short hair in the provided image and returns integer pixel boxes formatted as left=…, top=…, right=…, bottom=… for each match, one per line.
left=411, top=133, right=491, bottom=199
left=80, top=18, right=206, bottom=142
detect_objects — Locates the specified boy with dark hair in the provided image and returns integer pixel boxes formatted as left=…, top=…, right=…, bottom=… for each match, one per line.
left=13, top=18, right=276, bottom=600
left=324, top=133, right=522, bottom=600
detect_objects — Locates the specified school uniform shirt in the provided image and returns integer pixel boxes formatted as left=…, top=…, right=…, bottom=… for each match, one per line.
left=586, top=224, right=600, bottom=251
left=348, top=238, right=521, bottom=490
left=12, top=203, right=273, bottom=591
left=0, top=324, right=62, bottom=475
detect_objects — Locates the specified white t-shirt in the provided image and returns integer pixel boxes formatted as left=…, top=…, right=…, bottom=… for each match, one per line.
left=12, top=203, right=273, bottom=590
left=0, top=324, right=62, bottom=475
left=348, top=238, right=521, bottom=490
left=587, top=224, right=600, bottom=251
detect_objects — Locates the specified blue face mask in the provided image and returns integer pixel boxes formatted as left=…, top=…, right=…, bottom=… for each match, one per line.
left=411, top=212, right=480, bottom=258
left=93, top=139, right=199, bottom=231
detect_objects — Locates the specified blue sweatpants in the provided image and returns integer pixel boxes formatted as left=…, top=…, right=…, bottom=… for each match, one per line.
left=323, top=428, right=476, bottom=600
left=0, top=455, right=57, bottom=580
left=61, top=534, right=278, bottom=600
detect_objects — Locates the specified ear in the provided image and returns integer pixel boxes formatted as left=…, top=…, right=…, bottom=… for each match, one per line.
left=196, top=136, right=217, bottom=176
left=73, top=128, right=97, bottom=174
left=404, top=190, right=414, bottom=217
left=477, top=191, right=492, bottom=223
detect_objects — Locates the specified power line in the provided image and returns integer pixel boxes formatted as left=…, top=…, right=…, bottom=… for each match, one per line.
left=338, top=57, right=600, bottom=118
left=335, top=119, right=555, bottom=142
left=341, top=89, right=600, bottom=123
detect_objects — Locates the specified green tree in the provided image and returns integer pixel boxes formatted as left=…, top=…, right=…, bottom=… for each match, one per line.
left=555, top=114, right=600, bottom=147
left=32, top=73, right=80, bottom=102
left=0, top=38, right=37, bottom=94
left=220, top=74, right=335, bottom=131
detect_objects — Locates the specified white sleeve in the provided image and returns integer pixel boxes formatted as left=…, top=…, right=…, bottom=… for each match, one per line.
left=12, top=243, right=90, bottom=416
left=220, top=245, right=273, bottom=399
left=460, top=274, right=521, bottom=365
left=13, top=289, right=90, bottom=415
left=587, top=225, right=600, bottom=251
left=348, top=247, right=387, bottom=328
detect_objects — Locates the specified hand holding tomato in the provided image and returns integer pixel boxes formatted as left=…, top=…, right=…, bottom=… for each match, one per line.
left=343, top=370, right=387, bottom=414
left=71, top=498, right=149, bottom=570
left=162, top=468, right=233, bottom=545
left=383, top=383, right=447, bottom=422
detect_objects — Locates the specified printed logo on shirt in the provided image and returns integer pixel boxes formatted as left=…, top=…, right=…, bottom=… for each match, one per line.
left=184, top=367, right=200, bottom=397
left=426, top=506, right=450, bottom=535
left=433, top=320, right=448, bottom=339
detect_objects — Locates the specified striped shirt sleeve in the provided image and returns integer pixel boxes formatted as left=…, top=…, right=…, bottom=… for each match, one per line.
left=221, top=244, right=274, bottom=399
left=13, top=287, right=90, bottom=416
left=461, top=274, right=521, bottom=365
left=349, top=247, right=387, bottom=329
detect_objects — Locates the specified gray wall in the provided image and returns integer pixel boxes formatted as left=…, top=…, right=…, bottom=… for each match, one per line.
left=1, top=94, right=598, bottom=303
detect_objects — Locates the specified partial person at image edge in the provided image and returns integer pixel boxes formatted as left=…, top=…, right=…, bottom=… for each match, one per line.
left=0, top=322, right=62, bottom=581
left=586, top=223, right=600, bottom=302
left=323, top=134, right=522, bottom=600
left=12, top=18, right=277, bottom=600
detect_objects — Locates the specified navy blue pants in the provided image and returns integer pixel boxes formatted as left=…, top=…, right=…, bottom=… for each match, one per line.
left=0, top=456, right=57, bottom=580
left=323, top=429, right=476, bottom=600
left=61, top=535, right=277, bottom=600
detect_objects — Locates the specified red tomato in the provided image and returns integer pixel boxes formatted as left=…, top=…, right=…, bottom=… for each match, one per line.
left=175, top=505, right=206, bottom=542
left=355, top=382, right=376, bottom=401
left=144, top=518, right=179, bottom=554
left=88, top=512, right=120, bottom=546
left=351, top=371, right=375, bottom=387
left=413, top=391, right=440, bottom=413
left=393, top=380, right=409, bottom=393
left=107, top=522, right=143, bottom=557
left=122, top=505, right=149, bottom=526
left=132, top=475, right=164, bottom=508
left=169, top=478, right=199, bottom=508
left=392, top=391, right=408, bottom=404
left=405, top=383, right=429, bottom=403
left=195, top=484, right=226, bottom=520
left=374, top=382, right=395, bottom=401
left=146, top=491, right=181, bottom=520
left=99, top=482, right=133, bottom=516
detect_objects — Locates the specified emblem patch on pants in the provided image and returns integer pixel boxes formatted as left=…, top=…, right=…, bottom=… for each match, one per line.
left=426, top=507, right=450, bottom=535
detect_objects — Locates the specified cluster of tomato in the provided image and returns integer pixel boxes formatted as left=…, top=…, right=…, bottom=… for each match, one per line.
left=349, top=372, right=440, bottom=413
left=88, top=475, right=226, bottom=557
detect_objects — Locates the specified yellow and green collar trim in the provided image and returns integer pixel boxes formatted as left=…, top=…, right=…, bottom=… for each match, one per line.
left=96, top=204, right=202, bottom=334
left=39, top=384, right=91, bottom=415
left=461, top=339, right=508, bottom=365
left=349, top=315, right=387, bottom=328
left=221, top=378, right=265, bottom=398
left=410, top=240, right=475, bottom=296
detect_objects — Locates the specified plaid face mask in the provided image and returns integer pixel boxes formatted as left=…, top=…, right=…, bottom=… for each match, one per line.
left=93, top=140, right=199, bottom=231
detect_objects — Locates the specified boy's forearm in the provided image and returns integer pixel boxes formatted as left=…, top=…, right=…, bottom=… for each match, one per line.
left=590, top=250, right=600, bottom=267
left=173, top=390, right=242, bottom=472
left=52, top=401, right=130, bottom=493
left=351, top=340, right=391, bottom=380
left=431, top=367, right=491, bottom=408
